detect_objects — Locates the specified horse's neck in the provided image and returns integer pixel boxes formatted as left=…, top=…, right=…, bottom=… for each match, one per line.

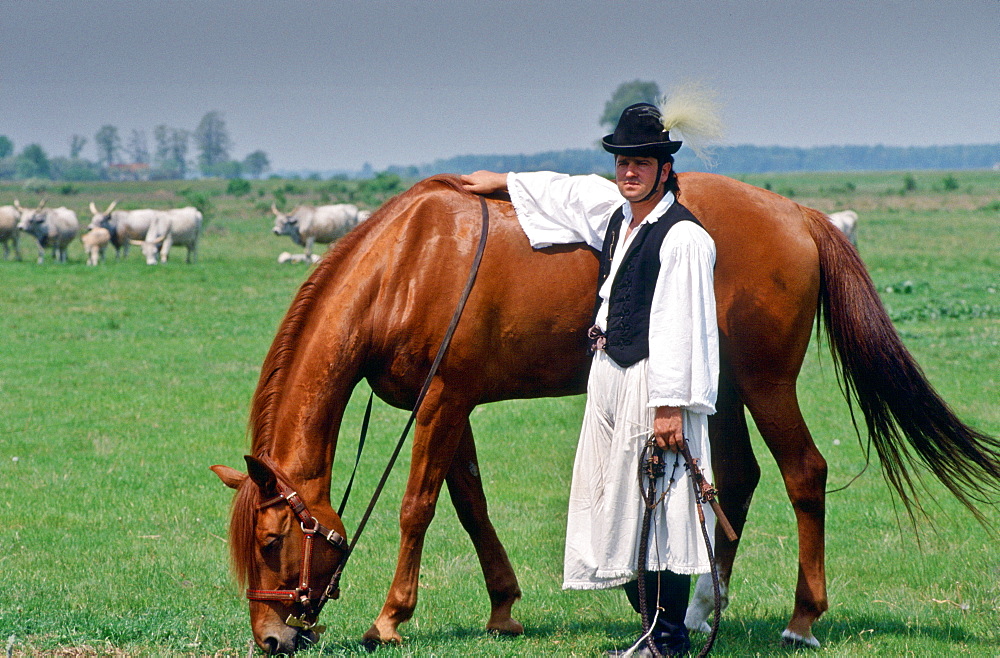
left=260, top=323, right=366, bottom=500
left=253, top=222, right=382, bottom=503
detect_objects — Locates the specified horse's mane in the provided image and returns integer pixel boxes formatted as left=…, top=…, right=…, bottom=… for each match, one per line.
left=246, top=175, right=469, bottom=456
left=230, top=175, right=472, bottom=582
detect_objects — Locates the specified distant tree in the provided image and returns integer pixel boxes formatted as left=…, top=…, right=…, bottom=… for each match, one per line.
left=152, top=125, right=190, bottom=179
left=0, top=135, right=15, bottom=158
left=94, top=125, right=121, bottom=167
left=600, top=80, right=661, bottom=130
left=194, top=111, right=232, bottom=173
left=153, top=125, right=172, bottom=164
left=243, top=150, right=270, bottom=179
left=70, top=135, right=87, bottom=159
left=126, top=129, right=150, bottom=164
left=16, top=143, right=51, bottom=179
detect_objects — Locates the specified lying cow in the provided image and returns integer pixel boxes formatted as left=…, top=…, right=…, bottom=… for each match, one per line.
left=0, top=204, right=22, bottom=260
left=827, top=210, right=859, bottom=246
left=271, top=203, right=362, bottom=258
left=88, top=201, right=161, bottom=259
left=81, top=226, right=111, bottom=266
left=277, top=251, right=320, bottom=264
left=131, top=206, right=203, bottom=264
left=16, top=199, right=79, bottom=263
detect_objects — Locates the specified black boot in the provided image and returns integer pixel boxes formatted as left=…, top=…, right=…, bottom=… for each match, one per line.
left=608, top=571, right=691, bottom=657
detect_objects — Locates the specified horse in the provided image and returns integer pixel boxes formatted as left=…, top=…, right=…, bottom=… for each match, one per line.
left=211, top=173, right=1000, bottom=654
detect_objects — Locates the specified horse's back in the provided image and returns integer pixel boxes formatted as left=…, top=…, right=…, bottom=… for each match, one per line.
left=351, top=176, right=596, bottom=405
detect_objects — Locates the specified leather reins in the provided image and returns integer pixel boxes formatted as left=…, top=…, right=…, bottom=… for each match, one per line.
left=247, top=196, right=491, bottom=633
left=636, top=438, right=738, bottom=657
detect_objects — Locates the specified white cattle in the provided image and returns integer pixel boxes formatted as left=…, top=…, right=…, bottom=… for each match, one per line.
left=81, top=226, right=111, bottom=266
left=131, top=206, right=203, bottom=265
left=277, top=251, right=320, bottom=264
left=0, top=205, right=22, bottom=260
left=88, top=201, right=161, bottom=259
left=827, top=210, right=859, bottom=246
left=16, top=200, right=79, bottom=263
left=271, top=203, right=362, bottom=258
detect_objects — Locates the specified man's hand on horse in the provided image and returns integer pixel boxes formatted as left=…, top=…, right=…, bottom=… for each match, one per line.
left=460, top=170, right=507, bottom=195
left=654, top=406, right=685, bottom=452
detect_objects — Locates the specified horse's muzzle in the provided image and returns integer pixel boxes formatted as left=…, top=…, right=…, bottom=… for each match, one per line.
left=259, top=626, right=318, bottom=655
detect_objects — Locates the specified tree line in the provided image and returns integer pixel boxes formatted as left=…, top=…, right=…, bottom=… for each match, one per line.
left=0, top=111, right=270, bottom=183
left=390, top=143, right=1000, bottom=179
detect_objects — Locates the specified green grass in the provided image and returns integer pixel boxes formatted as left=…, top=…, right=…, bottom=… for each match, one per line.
left=1, top=172, right=998, bottom=656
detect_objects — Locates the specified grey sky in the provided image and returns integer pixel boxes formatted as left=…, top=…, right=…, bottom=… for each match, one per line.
left=2, top=0, right=998, bottom=171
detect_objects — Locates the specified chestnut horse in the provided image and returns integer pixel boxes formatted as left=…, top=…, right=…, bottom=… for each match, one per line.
left=211, top=173, right=999, bottom=654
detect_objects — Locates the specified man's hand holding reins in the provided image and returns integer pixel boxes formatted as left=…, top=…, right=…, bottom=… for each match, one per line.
left=654, top=406, right=685, bottom=452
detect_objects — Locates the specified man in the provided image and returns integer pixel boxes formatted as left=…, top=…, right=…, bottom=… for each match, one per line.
left=462, top=102, right=719, bottom=656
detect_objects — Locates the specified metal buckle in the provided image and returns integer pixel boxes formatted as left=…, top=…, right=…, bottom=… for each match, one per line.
left=325, top=528, right=346, bottom=547
left=285, top=614, right=327, bottom=634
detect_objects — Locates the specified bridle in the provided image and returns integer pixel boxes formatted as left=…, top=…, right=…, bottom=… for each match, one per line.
left=244, top=195, right=490, bottom=636
left=246, top=464, right=349, bottom=633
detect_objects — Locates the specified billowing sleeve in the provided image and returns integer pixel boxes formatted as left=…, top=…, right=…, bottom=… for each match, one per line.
left=646, top=222, right=719, bottom=414
left=506, top=171, right=622, bottom=250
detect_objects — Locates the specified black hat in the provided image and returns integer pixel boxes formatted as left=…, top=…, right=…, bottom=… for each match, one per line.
left=601, top=102, right=682, bottom=157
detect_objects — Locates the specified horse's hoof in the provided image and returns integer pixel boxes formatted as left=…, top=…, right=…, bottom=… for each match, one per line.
left=781, top=628, right=821, bottom=648
left=361, top=624, right=402, bottom=651
left=487, top=617, right=524, bottom=636
left=687, top=620, right=712, bottom=634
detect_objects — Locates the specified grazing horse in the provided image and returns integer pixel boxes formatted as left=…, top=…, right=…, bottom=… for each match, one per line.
left=211, top=173, right=1000, bottom=654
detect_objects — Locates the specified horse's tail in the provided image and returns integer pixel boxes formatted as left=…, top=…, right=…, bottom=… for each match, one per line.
left=805, top=208, right=1000, bottom=524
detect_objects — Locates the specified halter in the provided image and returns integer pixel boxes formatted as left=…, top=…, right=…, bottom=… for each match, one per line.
left=247, top=468, right=350, bottom=633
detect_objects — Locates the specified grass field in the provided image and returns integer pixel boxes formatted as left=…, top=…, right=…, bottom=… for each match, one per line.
left=1, top=170, right=998, bottom=656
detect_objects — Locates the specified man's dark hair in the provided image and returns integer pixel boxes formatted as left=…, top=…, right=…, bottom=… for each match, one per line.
left=663, top=156, right=680, bottom=195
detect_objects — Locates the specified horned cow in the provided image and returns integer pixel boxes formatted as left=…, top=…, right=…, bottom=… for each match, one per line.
left=88, top=201, right=162, bottom=259
left=16, top=200, right=79, bottom=263
left=271, top=203, right=363, bottom=258
left=132, top=206, right=203, bottom=265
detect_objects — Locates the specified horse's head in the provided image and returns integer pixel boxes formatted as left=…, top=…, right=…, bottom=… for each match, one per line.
left=212, top=456, right=349, bottom=655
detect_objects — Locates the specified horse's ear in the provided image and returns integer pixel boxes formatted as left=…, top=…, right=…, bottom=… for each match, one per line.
left=245, top=455, right=278, bottom=492
left=210, top=464, right=247, bottom=490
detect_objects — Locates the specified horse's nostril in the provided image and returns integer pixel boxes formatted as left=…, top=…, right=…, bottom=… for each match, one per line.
left=262, top=636, right=280, bottom=655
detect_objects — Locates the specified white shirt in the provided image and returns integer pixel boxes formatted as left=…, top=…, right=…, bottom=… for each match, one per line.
left=507, top=171, right=719, bottom=414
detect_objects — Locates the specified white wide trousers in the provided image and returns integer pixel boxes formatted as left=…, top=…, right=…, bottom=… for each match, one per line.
left=563, top=351, right=716, bottom=590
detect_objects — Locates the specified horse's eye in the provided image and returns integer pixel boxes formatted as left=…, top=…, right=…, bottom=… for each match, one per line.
left=262, top=536, right=283, bottom=553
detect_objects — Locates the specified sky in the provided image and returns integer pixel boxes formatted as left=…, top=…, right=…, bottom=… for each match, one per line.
left=2, top=1, right=998, bottom=173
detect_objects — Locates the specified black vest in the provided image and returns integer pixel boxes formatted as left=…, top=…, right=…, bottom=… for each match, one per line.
left=596, top=201, right=703, bottom=368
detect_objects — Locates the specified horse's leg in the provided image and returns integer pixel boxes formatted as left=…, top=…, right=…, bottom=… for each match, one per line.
left=743, top=381, right=827, bottom=647
left=686, top=365, right=759, bottom=633
left=363, top=385, right=471, bottom=646
left=444, top=419, right=523, bottom=635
